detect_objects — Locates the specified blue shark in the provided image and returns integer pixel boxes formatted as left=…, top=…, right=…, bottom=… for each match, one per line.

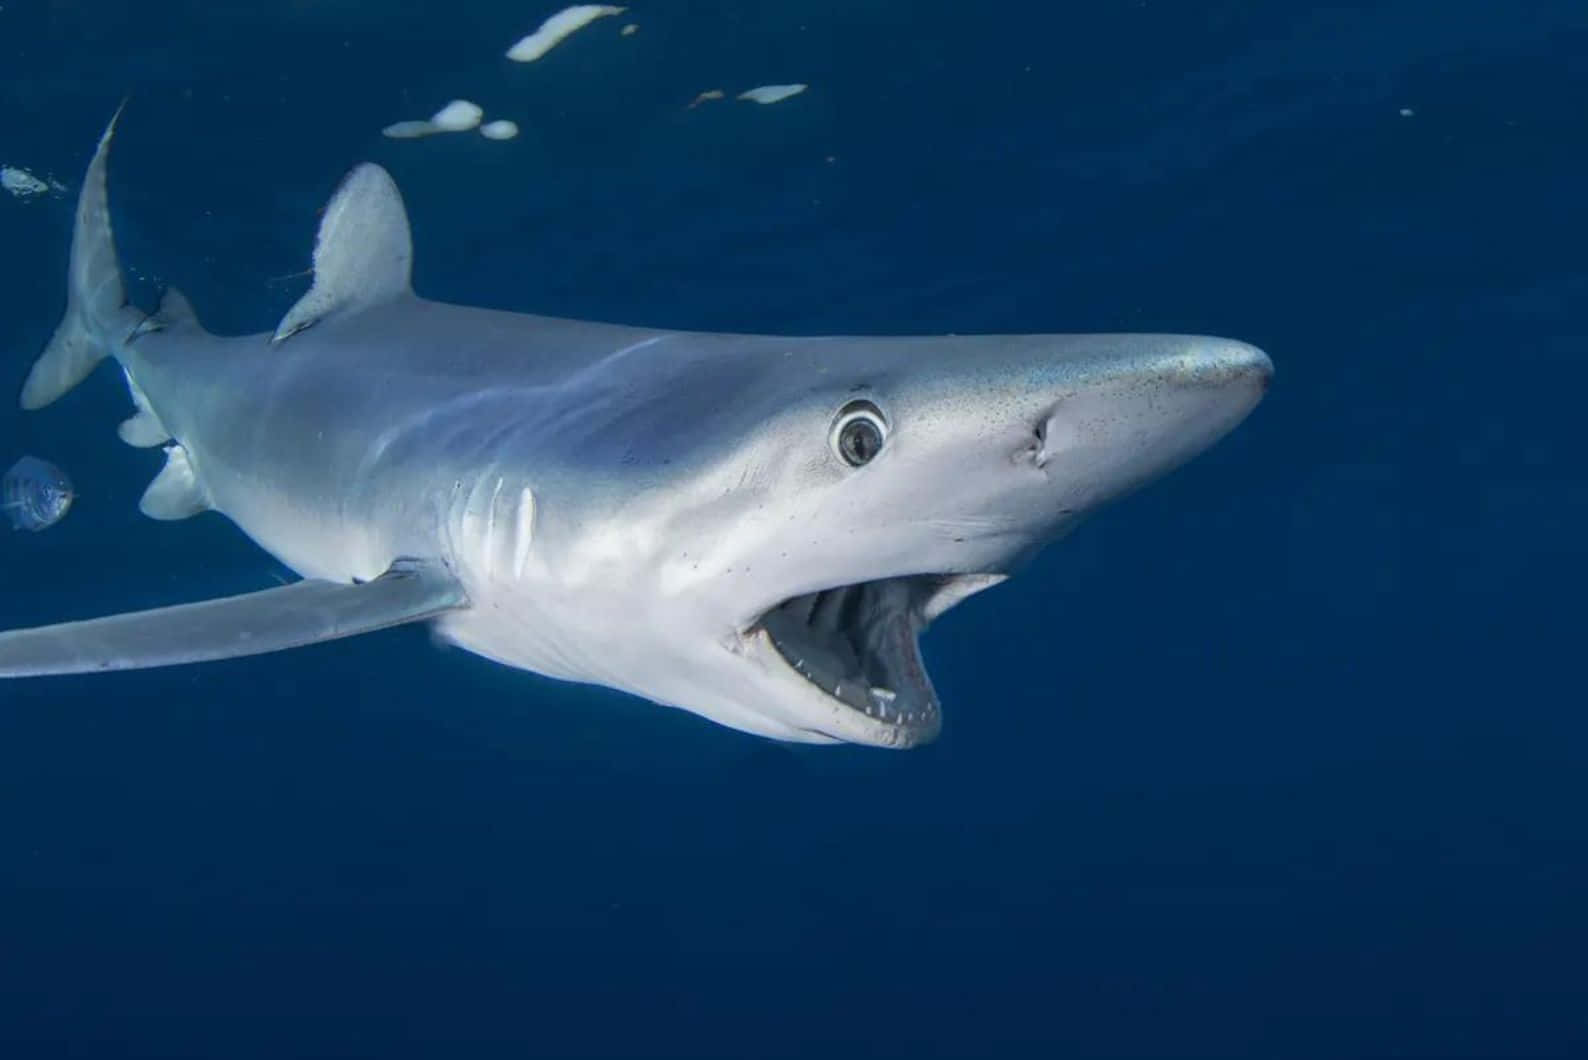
left=0, top=112, right=1272, bottom=748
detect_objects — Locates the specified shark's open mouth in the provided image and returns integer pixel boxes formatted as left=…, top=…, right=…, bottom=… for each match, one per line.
left=755, top=573, right=1005, bottom=745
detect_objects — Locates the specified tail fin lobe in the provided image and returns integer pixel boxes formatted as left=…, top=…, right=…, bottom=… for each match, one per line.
left=20, top=103, right=143, bottom=410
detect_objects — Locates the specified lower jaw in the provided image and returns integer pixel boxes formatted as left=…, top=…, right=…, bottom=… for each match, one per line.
left=745, top=571, right=1010, bottom=748
left=746, top=633, right=942, bottom=750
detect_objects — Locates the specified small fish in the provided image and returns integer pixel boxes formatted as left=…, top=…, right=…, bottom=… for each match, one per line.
left=3, top=456, right=75, bottom=532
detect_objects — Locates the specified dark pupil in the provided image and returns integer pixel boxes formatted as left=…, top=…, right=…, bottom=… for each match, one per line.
left=840, top=418, right=882, bottom=465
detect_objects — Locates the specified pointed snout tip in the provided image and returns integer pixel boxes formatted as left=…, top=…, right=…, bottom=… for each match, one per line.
left=1198, top=337, right=1273, bottom=394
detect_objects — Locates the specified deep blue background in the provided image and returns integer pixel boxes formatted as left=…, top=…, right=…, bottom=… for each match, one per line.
left=2, top=1, right=1585, bottom=1056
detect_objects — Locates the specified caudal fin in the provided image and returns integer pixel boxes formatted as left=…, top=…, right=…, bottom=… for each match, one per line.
left=20, top=104, right=144, bottom=410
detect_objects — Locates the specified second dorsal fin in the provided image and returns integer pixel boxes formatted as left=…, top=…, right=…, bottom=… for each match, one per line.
left=156, top=285, right=203, bottom=330
left=272, top=163, right=414, bottom=343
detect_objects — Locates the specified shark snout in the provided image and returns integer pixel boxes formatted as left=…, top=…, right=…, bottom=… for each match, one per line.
left=1170, top=337, right=1272, bottom=392
left=1020, top=335, right=1272, bottom=511
left=1168, top=337, right=1273, bottom=435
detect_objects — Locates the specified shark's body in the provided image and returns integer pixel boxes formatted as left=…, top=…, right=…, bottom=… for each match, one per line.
left=2, top=114, right=1272, bottom=747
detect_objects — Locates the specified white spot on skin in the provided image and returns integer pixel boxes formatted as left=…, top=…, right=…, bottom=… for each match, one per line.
left=506, top=5, right=626, bottom=62
left=480, top=120, right=519, bottom=140
left=737, top=84, right=807, bottom=105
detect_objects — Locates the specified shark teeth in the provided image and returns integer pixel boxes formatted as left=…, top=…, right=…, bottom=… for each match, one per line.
left=758, top=576, right=942, bottom=733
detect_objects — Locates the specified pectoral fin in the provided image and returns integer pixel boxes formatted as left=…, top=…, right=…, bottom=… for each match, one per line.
left=0, top=560, right=466, bottom=677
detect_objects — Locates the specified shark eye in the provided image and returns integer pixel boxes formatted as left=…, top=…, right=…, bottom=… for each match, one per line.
left=831, top=400, right=888, bottom=467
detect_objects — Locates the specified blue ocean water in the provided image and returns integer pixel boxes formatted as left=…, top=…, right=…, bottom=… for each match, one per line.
left=1, top=1, right=1584, bottom=1055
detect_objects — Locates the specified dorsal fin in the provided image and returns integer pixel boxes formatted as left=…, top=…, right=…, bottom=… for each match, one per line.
left=129, top=286, right=208, bottom=341
left=271, top=163, right=413, bottom=343
left=157, top=286, right=203, bottom=330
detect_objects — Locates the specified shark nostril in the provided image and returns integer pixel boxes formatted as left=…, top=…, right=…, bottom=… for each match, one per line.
left=1015, top=417, right=1052, bottom=469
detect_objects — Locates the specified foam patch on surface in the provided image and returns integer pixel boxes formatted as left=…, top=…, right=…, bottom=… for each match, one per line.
left=2, top=165, right=65, bottom=199
left=738, top=84, right=808, bottom=105
left=506, top=5, right=626, bottom=62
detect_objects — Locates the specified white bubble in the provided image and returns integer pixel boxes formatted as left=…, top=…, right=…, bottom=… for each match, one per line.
left=480, top=120, right=519, bottom=141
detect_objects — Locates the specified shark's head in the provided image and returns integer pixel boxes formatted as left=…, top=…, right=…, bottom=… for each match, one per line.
left=507, top=330, right=1271, bottom=748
